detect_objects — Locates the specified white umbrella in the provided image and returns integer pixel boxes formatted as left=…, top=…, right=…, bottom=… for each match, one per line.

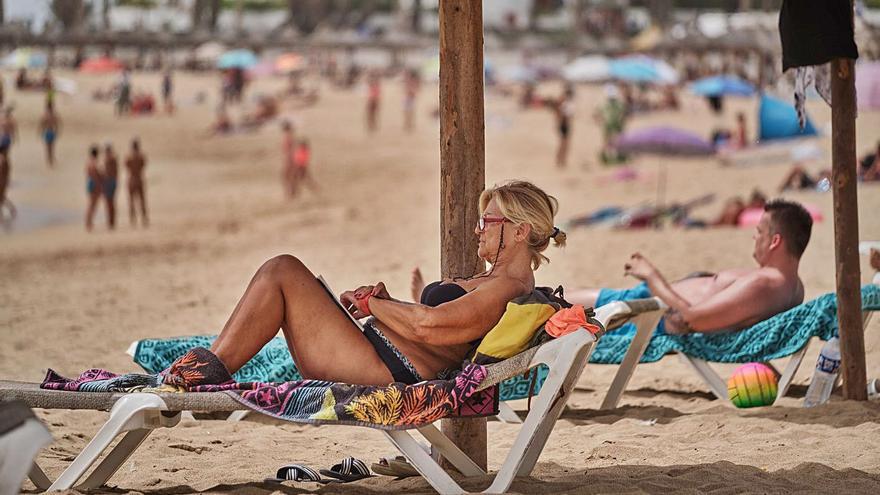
left=562, top=56, right=610, bottom=83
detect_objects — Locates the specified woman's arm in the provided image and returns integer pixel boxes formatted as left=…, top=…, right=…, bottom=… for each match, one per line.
left=367, top=278, right=523, bottom=346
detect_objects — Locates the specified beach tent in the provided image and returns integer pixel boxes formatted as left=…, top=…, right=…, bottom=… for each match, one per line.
left=1, top=48, right=47, bottom=69
left=79, top=57, right=124, bottom=74
left=856, top=61, right=880, bottom=110
left=758, top=93, right=817, bottom=142
left=689, top=75, right=755, bottom=97
left=609, top=55, right=678, bottom=85
left=562, top=55, right=611, bottom=83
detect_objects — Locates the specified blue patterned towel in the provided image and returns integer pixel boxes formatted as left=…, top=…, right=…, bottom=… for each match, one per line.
left=133, top=285, right=879, bottom=402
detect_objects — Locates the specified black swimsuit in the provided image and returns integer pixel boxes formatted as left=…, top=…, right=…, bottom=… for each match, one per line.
left=363, top=281, right=467, bottom=385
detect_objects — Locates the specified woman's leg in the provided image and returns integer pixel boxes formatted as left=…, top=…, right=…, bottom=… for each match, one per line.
left=210, top=255, right=394, bottom=385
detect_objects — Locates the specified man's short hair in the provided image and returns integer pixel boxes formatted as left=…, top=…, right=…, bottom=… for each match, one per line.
left=764, top=199, right=813, bottom=258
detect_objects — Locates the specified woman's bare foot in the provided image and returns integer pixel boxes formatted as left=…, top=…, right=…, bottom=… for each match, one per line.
left=411, top=267, right=425, bottom=302
left=871, top=249, right=880, bottom=272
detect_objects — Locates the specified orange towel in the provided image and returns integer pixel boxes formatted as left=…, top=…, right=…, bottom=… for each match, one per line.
left=544, top=305, right=601, bottom=338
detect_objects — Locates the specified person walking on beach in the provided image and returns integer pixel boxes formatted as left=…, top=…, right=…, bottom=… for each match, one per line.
left=549, top=85, right=574, bottom=168
left=281, top=121, right=297, bottom=197
left=1, top=107, right=18, bottom=151
left=366, top=72, right=381, bottom=133
left=103, top=143, right=119, bottom=229
left=125, top=138, right=148, bottom=227
left=402, top=69, right=420, bottom=132
left=85, top=145, right=103, bottom=232
left=38, top=101, right=60, bottom=167
left=161, top=69, right=174, bottom=115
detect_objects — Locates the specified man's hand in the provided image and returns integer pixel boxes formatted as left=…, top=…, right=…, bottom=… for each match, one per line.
left=624, top=253, right=659, bottom=282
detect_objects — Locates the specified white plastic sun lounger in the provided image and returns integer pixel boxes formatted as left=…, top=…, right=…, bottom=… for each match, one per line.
left=1, top=328, right=599, bottom=495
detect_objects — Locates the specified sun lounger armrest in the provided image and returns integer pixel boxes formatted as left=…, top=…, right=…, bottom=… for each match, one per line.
left=594, top=297, right=666, bottom=330
left=624, top=298, right=666, bottom=314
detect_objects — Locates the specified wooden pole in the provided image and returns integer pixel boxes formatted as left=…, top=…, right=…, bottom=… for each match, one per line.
left=830, top=56, right=866, bottom=400
left=438, top=0, right=487, bottom=471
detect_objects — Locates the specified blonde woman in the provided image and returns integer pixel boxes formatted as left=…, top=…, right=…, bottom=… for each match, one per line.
left=210, top=180, right=566, bottom=386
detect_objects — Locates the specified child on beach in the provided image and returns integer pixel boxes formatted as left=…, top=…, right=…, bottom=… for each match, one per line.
left=85, top=145, right=103, bottom=231
left=291, top=139, right=318, bottom=197
left=281, top=121, right=297, bottom=197
left=366, top=72, right=381, bottom=133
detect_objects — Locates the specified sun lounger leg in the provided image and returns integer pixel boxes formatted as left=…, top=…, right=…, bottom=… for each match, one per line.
left=495, top=402, right=522, bottom=424
left=776, top=346, right=809, bottom=400
left=485, top=332, right=594, bottom=494
left=48, top=394, right=176, bottom=491
left=416, top=425, right=485, bottom=477
left=226, top=410, right=250, bottom=422
left=600, top=310, right=663, bottom=410
left=29, top=463, right=52, bottom=491
left=384, top=430, right=465, bottom=495
left=677, top=354, right=728, bottom=401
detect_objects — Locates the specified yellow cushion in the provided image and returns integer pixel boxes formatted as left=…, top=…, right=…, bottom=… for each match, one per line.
left=473, top=290, right=560, bottom=364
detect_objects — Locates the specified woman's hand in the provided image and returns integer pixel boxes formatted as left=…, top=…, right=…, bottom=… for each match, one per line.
left=624, top=253, right=658, bottom=282
left=339, top=283, right=391, bottom=319
left=370, top=282, right=390, bottom=300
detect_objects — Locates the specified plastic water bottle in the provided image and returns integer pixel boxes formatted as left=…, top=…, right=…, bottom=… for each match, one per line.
left=803, top=337, right=841, bottom=408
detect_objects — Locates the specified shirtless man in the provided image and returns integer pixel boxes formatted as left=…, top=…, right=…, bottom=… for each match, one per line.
left=125, top=139, right=148, bottom=227
left=0, top=142, right=14, bottom=222
left=103, top=143, right=119, bottom=229
left=567, top=199, right=813, bottom=334
left=38, top=102, right=60, bottom=167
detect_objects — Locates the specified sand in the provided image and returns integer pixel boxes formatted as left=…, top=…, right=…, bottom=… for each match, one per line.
left=1, top=68, right=880, bottom=494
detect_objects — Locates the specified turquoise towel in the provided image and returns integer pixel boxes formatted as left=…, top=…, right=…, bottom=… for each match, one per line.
left=133, top=285, right=879, bottom=402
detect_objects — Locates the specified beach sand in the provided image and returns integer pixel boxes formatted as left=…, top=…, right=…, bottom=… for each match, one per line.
left=2, top=69, right=880, bottom=494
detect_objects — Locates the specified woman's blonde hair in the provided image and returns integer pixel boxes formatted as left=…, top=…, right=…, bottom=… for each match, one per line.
left=479, top=180, right=566, bottom=270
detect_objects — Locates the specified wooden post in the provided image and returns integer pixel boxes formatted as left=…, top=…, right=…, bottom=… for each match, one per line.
left=438, top=0, right=487, bottom=471
left=830, top=56, right=866, bottom=400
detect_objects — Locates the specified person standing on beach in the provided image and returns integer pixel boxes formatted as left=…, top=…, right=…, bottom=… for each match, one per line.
left=281, top=121, right=297, bottom=197
left=116, top=69, right=132, bottom=116
left=85, top=145, right=103, bottom=232
left=0, top=142, right=14, bottom=223
left=38, top=102, right=61, bottom=167
left=161, top=69, right=174, bottom=115
left=366, top=72, right=381, bottom=133
left=1, top=107, right=18, bottom=152
left=293, top=139, right=318, bottom=195
left=103, top=143, right=119, bottom=229
left=402, top=69, right=420, bottom=132
left=125, top=139, right=148, bottom=227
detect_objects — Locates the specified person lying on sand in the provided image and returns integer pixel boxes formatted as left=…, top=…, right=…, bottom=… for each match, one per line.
left=208, top=181, right=566, bottom=385
left=563, top=199, right=812, bottom=335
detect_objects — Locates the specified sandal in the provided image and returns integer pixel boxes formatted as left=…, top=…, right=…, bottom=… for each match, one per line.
left=319, top=456, right=373, bottom=482
left=265, top=464, right=335, bottom=484
left=371, top=456, right=419, bottom=479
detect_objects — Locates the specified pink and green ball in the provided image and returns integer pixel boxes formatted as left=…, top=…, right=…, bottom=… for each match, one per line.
left=727, top=363, right=778, bottom=408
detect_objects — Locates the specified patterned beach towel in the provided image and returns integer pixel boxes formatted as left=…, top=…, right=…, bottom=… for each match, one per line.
left=44, top=347, right=496, bottom=431
left=136, top=285, right=879, bottom=402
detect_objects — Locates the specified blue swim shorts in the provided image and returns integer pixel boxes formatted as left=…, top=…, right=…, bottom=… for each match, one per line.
left=595, top=282, right=667, bottom=334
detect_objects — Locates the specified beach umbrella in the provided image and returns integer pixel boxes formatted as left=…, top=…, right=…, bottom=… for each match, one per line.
left=1, top=48, right=48, bottom=69
left=496, top=64, right=538, bottom=83
left=609, top=56, right=678, bottom=84
left=856, top=62, right=880, bottom=110
left=614, top=126, right=715, bottom=156
left=562, top=55, right=610, bottom=82
left=689, top=75, right=755, bottom=97
left=274, top=53, right=304, bottom=74
left=217, top=49, right=257, bottom=69
left=79, top=56, right=124, bottom=74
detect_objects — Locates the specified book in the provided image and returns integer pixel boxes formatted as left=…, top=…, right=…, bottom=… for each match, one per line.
left=317, top=275, right=366, bottom=332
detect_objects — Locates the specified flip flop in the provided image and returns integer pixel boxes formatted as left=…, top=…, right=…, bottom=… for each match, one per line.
left=265, top=464, right=336, bottom=484
left=370, top=456, right=419, bottom=479
left=319, top=456, right=373, bottom=482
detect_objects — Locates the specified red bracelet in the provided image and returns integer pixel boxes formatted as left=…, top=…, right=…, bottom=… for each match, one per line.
left=355, top=293, right=372, bottom=316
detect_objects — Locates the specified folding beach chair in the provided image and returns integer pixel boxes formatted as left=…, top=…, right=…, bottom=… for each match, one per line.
left=598, top=272, right=880, bottom=409
left=1, top=327, right=599, bottom=495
